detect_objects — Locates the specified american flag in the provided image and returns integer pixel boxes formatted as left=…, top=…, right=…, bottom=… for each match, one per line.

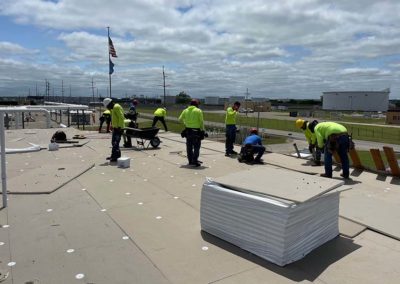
left=108, top=36, right=117, bottom=57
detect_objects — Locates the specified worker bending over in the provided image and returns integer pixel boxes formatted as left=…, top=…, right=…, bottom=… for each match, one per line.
left=99, top=109, right=111, bottom=133
left=295, top=119, right=321, bottom=166
left=313, top=121, right=350, bottom=179
left=152, top=107, right=168, bottom=131
left=238, top=128, right=265, bottom=164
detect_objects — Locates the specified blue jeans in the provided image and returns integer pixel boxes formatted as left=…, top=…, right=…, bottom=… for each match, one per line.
left=324, top=135, right=350, bottom=178
left=111, top=128, right=122, bottom=160
left=186, top=129, right=201, bottom=164
left=225, top=125, right=236, bottom=154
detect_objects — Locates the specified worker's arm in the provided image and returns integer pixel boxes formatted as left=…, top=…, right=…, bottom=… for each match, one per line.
left=178, top=110, right=185, bottom=123
left=199, top=111, right=205, bottom=130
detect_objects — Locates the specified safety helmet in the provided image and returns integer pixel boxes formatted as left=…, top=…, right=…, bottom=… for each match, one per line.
left=250, top=127, right=258, bottom=134
left=295, top=119, right=305, bottom=129
left=103, top=98, right=112, bottom=108
left=132, top=99, right=138, bottom=105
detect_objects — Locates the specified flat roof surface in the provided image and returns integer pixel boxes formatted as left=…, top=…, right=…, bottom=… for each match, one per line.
left=1, top=128, right=400, bottom=283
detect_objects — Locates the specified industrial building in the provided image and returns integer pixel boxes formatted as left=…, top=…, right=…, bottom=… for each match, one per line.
left=322, top=89, right=390, bottom=111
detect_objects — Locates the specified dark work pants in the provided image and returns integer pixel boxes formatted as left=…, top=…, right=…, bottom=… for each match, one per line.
left=111, top=129, right=122, bottom=160
left=152, top=116, right=168, bottom=131
left=324, top=135, right=350, bottom=178
left=225, top=125, right=236, bottom=154
left=186, top=129, right=201, bottom=164
left=252, top=145, right=266, bottom=161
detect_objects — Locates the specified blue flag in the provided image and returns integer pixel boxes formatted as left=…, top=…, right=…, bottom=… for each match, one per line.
left=109, top=59, right=114, bottom=75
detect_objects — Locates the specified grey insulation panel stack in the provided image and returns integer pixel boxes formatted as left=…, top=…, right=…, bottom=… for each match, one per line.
left=200, top=167, right=346, bottom=266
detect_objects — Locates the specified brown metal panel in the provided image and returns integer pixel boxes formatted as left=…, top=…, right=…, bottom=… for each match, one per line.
left=349, top=149, right=363, bottom=169
left=370, top=149, right=386, bottom=171
left=383, top=146, right=400, bottom=176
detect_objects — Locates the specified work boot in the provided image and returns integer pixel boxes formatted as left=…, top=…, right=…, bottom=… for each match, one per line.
left=311, top=161, right=321, bottom=166
left=340, top=173, right=350, bottom=179
left=320, top=173, right=332, bottom=178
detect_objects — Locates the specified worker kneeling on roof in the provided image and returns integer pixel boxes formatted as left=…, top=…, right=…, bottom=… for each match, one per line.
left=238, top=128, right=265, bottom=164
left=295, top=119, right=321, bottom=166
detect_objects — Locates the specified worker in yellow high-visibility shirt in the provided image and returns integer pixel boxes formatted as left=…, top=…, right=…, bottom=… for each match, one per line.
left=103, top=98, right=125, bottom=162
left=179, top=99, right=205, bottom=167
left=295, top=119, right=321, bottom=166
left=225, top=101, right=241, bottom=156
left=152, top=107, right=168, bottom=131
left=99, top=109, right=111, bottom=133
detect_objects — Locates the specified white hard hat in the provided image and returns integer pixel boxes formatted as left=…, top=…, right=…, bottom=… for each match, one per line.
left=103, top=98, right=112, bottom=108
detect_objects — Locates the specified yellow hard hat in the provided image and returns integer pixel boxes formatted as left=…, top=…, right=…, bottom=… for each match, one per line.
left=295, top=119, right=305, bottom=129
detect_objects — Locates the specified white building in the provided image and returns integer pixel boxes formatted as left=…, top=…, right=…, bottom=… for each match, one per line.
left=322, top=89, right=389, bottom=111
left=204, top=96, right=220, bottom=105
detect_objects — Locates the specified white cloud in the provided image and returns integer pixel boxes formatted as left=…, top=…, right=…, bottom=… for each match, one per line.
left=0, top=0, right=400, bottom=98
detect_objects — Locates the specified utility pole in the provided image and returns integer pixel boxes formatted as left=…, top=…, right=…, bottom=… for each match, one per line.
left=91, top=77, right=95, bottom=103
left=61, top=80, right=64, bottom=103
left=245, top=88, right=250, bottom=117
left=69, top=85, right=72, bottom=97
left=163, top=66, right=166, bottom=107
left=160, top=65, right=171, bottom=107
left=35, top=83, right=38, bottom=96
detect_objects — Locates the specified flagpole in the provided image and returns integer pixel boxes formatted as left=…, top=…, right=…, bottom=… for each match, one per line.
left=107, top=27, right=112, bottom=98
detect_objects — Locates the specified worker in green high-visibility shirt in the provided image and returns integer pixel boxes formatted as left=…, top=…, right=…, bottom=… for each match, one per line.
left=225, top=101, right=241, bottom=156
left=152, top=107, right=168, bottom=131
left=313, top=121, right=350, bottom=179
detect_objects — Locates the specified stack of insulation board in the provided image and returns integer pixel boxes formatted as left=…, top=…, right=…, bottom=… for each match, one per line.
left=200, top=167, right=348, bottom=266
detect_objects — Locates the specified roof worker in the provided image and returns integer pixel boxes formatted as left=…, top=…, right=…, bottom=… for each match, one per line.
left=225, top=101, right=241, bottom=156
left=179, top=99, right=205, bottom=167
left=295, top=119, right=321, bottom=166
left=238, top=128, right=265, bottom=164
left=152, top=107, right=168, bottom=131
left=129, top=99, right=139, bottom=113
left=98, top=109, right=111, bottom=133
left=103, top=98, right=125, bottom=162
left=313, top=121, right=350, bottom=179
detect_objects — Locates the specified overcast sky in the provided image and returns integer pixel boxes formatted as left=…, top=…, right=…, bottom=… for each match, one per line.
left=1, top=0, right=400, bottom=99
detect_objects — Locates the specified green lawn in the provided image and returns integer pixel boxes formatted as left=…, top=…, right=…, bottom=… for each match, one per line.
left=355, top=150, right=400, bottom=170
left=138, top=107, right=400, bottom=145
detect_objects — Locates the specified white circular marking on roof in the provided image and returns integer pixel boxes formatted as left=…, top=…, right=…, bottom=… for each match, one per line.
left=156, top=216, right=162, bottom=220
left=55, top=157, right=59, bottom=160
left=194, top=172, right=198, bottom=175
left=46, top=209, right=53, bottom=212
left=25, top=162, right=29, bottom=166
left=81, top=160, right=85, bottom=162
left=66, top=249, right=75, bottom=253
left=20, top=169, right=24, bottom=172
left=7, top=262, right=16, bottom=267
left=122, top=236, right=129, bottom=240
left=173, top=196, right=179, bottom=199
left=100, top=209, right=107, bottom=212
left=0, top=242, right=5, bottom=246
left=170, top=175, right=174, bottom=178
left=213, top=160, right=216, bottom=162
left=386, top=187, right=391, bottom=190
left=75, top=273, right=84, bottom=279
left=209, top=166, right=212, bottom=168
left=143, top=179, right=148, bottom=182
left=81, top=188, right=86, bottom=191
left=122, top=170, right=126, bottom=173
left=109, top=179, right=114, bottom=182
left=157, top=168, right=161, bottom=170
left=2, top=225, right=10, bottom=228
left=138, top=202, right=143, bottom=205
left=177, top=163, right=181, bottom=165
left=130, top=169, right=134, bottom=172
left=192, top=184, right=196, bottom=187
left=142, top=162, right=146, bottom=165
left=125, top=192, right=131, bottom=196
left=79, top=156, right=83, bottom=158
left=367, top=194, right=372, bottom=198
left=101, top=172, right=105, bottom=175
left=202, top=246, right=209, bottom=251
left=148, top=155, right=152, bottom=158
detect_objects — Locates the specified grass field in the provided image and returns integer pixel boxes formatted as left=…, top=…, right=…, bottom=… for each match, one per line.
left=355, top=150, right=400, bottom=170
left=138, top=107, right=400, bottom=145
